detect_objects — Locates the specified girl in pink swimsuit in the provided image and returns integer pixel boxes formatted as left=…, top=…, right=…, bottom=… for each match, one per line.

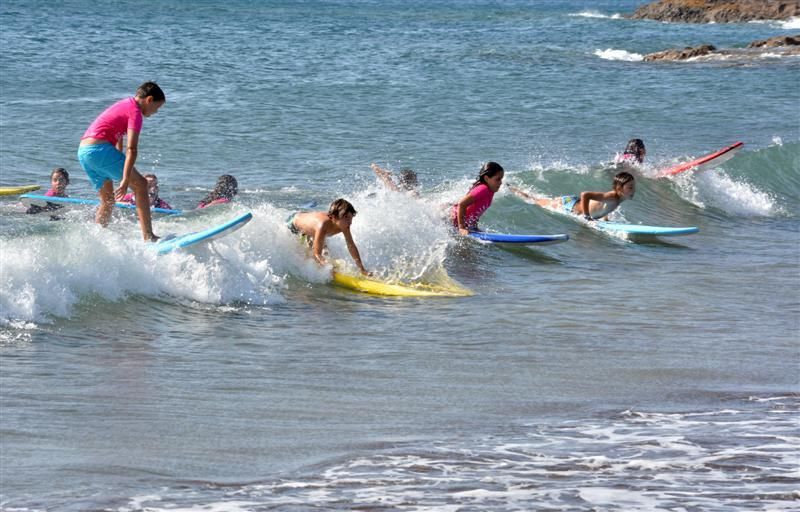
left=452, top=162, right=505, bottom=235
left=614, top=138, right=646, bottom=166
left=25, top=167, right=70, bottom=216
left=197, top=175, right=238, bottom=209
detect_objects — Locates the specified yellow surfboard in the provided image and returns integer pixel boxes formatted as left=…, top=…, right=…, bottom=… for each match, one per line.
left=0, top=185, right=40, bottom=196
left=331, top=267, right=473, bottom=298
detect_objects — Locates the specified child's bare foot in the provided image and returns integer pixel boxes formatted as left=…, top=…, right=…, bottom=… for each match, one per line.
left=147, top=233, right=160, bottom=243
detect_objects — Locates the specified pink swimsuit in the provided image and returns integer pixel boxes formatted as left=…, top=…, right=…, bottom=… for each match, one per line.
left=615, top=153, right=640, bottom=165
left=121, top=193, right=173, bottom=210
left=451, top=183, right=495, bottom=230
left=197, top=198, right=230, bottom=209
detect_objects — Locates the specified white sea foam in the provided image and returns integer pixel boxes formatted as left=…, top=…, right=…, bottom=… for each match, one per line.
left=594, top=48, right=644, bottom=61
left=521, top=158, right=593, bottom=182
left=668, top=167, right=778, bottom=216
left=749, top=395, right=795, bottom=402
left=569, top=11, right=622, bottom=20
left=337, top=187, right=456, bottom=283
left=579, top=487, right=664, bottom=510
left=113, top=397, right=800, bottom=511
left=695, top=172, right=778, bottom=216
left=0, top=191, right=459, bottom=325
left=0, top=209, right=284, bottom=325
left=123, top=501, right=259, bottom=512
left=778, top=16, right=800, bottom=29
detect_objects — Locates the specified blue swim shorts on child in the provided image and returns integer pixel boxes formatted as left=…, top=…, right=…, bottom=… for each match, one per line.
left=561, top=195, right=578, bottom=213
left=77, top=143, right=125, bottom=191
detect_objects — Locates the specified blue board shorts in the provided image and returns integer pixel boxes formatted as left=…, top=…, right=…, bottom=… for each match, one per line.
left=561, top=195, right=578, bottom=213
left=77, top=143, right=125, bottom=191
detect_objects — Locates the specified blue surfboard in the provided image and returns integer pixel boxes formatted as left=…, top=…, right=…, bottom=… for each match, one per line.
left=469, top=231, right=569, bottom=245
left=593, top=222, right=698, bottom=237
left=152, top=212, right=253, bottom=255
left=20, top=193, right=182, bottom=215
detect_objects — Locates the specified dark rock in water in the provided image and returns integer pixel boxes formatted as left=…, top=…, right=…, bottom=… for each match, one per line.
left=748, top=35, right=800, bottom=47
left=643, top=44, right=717, bottom=61
left=629, top=0, right=799, bottom=23
left=642, top=39, right=800, bottom=62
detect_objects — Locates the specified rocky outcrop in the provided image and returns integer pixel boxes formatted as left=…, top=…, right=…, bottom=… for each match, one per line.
left=643, top=35, right=800, bottom=61
left=629, top=0, right=799, bottom=23
left=643, top=44, right=716, bottom=61
left=747, top=34, right=800, bottom=47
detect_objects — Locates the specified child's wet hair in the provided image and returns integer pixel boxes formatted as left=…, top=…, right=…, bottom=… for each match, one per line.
left=328, top=198, right=357, bottom=219
left=623, top=139, right=646, bottom=162
left=214, top=174, right=238, bottom=198
left=613, top=171, right=635, bottom=191
left=399, top=169, right=418, bottom=190
left=471, top=161, right=504, bottom=189
left=51, top=167, right=69, bottom=184
left=136, top=81, right=165, bottom=103
left=198, top=174, right=238, bottom=207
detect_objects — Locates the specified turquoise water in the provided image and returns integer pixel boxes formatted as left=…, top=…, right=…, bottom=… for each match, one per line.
left=1, top=1, right=798, bottom=510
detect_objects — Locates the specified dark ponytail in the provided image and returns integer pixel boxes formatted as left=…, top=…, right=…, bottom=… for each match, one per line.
left=470, top=161, right=504, bottom=190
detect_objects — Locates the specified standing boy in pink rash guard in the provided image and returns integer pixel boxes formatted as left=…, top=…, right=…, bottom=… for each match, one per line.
left=77, top=81, right=165, bottom=241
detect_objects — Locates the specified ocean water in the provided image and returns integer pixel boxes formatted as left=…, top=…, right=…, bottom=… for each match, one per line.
left=1, top=1, right=798, bottom=510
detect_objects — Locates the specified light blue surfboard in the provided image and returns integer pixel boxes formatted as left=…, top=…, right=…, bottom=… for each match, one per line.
left=593, top=222, right=699, bottom=237
left=152, top=212, right=253, bottom=255
left=512, top=191, right=698, bottom=239
left=20, top=193, right=182, bottom=215
left=469, top=231, right=569, bottom=245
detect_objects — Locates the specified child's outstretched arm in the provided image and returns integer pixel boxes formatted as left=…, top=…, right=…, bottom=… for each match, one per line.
left=371, top=163, right=401, bottom=192
left=579, top=191, right=614, bottom=220
left=455, top=193, right=477, bottom=235
left=312, top=225, right=329, bottom=266
left=342, top=228, right=369, bottom=275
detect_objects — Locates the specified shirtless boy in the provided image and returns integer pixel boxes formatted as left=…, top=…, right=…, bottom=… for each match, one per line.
left=286, top=198, right=369, bottom=275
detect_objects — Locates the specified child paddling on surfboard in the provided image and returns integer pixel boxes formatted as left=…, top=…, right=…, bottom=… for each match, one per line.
left=614, top=139, right=646, bottom=168
left=371, top=163, right=420, bottom=197
left=286, top=198, right=370, bottom=276
left=452, top=161, right=504, bottom=235
left=120, top=173, right=173, bottom=210
left=25, top=167, right=70, bottom=216
left=510, top=171, right=636, bottom=222
left=197, top=174, right=238, bottom=209
left=77, top=81, right=165, bottom=241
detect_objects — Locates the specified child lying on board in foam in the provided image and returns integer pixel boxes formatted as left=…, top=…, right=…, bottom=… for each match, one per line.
left=120, top=173, right=173, bottom=210
left=197, top=174, right=238, bottom=209
left=371, top=163, right=420, bottom=198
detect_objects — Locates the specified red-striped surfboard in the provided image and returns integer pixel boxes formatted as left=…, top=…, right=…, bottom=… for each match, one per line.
left=658, top=141, right=744, bottom=177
